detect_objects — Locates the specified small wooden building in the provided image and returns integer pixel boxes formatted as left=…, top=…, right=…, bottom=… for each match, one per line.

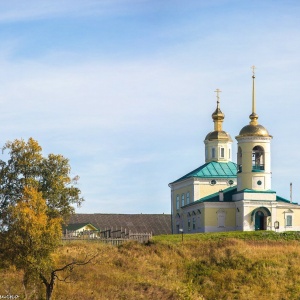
left=63, top=223, right=99, bottom=238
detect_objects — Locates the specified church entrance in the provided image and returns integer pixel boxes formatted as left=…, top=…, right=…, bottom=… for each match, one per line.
left=255, top=210, right=267, bottom=230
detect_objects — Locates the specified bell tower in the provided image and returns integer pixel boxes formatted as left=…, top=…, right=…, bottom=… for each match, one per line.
left=235, top=67, right=272, bottom=191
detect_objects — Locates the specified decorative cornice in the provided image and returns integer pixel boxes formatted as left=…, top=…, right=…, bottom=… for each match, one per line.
left=236, top=136, right=272, bottom=142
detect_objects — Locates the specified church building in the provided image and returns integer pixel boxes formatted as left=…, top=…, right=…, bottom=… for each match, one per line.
left=169, top=68, right=300, bottom=233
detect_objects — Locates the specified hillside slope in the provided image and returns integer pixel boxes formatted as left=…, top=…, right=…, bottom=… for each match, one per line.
left=1, top=232, right=300, bottom=299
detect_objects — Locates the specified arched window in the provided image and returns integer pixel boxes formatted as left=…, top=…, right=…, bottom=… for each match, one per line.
left=181, top=194, right=185, bottom=207
left=212, top=148, right=216, bottom=158
left=252, top=146, right=264, bottom=171
left=186, top=192, right=190, bottom=204
left=286, top=215, right=292, bottom=226
left=237, top=147, right=242, bottom=173
left=220, top=147, right=225, bottom=158
left=176, top=195, right=179, bottom=210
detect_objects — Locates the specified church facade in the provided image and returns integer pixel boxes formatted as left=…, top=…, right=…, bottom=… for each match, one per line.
left=169, top=70, right=300, bottom=234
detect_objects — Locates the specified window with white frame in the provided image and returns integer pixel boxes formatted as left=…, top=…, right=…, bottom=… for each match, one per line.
left=181, top=194, right=185, bottom=207
left=220, top=147, right=225, bottom=158
left=286, top=215, right=293, bottom=226
left=186, top=192, right=190, bottom=204
left=229, top=149, right=231, bottom=159
left=176, top=195, right=179, bottom=210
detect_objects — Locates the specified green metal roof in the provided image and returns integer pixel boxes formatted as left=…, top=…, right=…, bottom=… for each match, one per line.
left=196, top=186, right=237, bottom=203
left=171, top=161, right=237, bottom=184
left=276, top=195, right=298, bottom=205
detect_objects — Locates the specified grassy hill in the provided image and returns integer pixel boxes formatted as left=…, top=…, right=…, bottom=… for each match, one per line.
left=2, top=231, right=300, bottom=299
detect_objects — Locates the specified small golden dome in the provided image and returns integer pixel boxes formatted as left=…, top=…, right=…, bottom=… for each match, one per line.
left=205, top=130, right=232, bottom=141
left=238, top=124, right=271, bottom=137
left=206, top=90, right=231, bottom=141
left=212, top=106, right=224, bottom=121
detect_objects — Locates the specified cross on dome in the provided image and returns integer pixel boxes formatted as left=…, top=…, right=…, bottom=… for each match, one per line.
left=214, top=88, right=222, bottom=107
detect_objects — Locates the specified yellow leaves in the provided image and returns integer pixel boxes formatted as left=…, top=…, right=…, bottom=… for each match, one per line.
left=8, top=186, right=62, bottom=256
left=4, top=137, right=42, bottom=155
left=3, top=186, right=63, bottom=291
left=0, top=137, right=83, bottom=296
left=12, top=187, right=47, bottom=232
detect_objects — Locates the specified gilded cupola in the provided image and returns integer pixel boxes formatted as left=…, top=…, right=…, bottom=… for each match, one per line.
left=205, top=89, right=232, bottom=142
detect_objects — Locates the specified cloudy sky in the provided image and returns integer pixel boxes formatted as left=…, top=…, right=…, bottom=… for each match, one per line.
left=0, top=0, right=299, bottom=213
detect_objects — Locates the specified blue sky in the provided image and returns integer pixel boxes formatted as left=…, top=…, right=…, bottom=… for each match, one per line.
left=0, top=0, right=300, bottom=213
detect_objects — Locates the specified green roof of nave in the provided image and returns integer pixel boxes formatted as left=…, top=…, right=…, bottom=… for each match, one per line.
left=197, top=186, right=237, bottom=202
left=171, top=161, right=237, bottom=184
left=185, top=186, right=298, bottom=205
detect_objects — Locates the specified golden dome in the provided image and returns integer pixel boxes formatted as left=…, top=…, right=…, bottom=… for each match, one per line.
left=205, top=89, right=232, bottom=141
left=212, top=106, right=224, bottom=121
left=205, top=130, right=232, bottom=141
left=238, top=124, right=271, bottom=138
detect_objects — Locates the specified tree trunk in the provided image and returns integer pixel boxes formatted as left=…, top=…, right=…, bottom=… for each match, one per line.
left=45, top=277, right=55, bottom=300
left=40, top=272, right=55, bottom=300
left=46, top=283, right=52, bottom=300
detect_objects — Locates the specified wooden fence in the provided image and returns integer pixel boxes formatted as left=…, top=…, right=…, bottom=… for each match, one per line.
left=62, top=228, right=152, bottom=245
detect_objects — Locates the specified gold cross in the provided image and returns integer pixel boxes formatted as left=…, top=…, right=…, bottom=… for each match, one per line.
left=214, top=89, right=222, bottom=103
left=251, top=65, right=256, bottom=76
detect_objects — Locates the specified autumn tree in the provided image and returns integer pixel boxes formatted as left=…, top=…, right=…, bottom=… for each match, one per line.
left=0, top=137, right=84, bottom=231
left=1, top=186, right=96, bottom=300
left=2, top=186, right=62, bottom=299
left=0, top=138, right=88, bottom=299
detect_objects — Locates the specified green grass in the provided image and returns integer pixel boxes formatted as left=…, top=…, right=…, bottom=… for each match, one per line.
left=153, top=230, right=300, bottom=243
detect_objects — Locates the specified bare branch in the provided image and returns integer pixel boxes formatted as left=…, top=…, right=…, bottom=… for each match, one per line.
left=55, top=273, right=73, bottom=283
left=51, top=252, right=98, bottom=274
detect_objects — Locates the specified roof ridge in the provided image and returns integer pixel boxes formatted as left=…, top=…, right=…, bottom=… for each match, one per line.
left=170, top=161, right=237, bottom=184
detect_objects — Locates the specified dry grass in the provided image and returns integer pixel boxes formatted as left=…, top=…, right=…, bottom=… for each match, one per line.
left=2, top=233, right=300, bottom=299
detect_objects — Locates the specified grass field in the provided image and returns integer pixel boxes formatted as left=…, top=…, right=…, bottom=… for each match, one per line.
left=1, top=231, right=300, bottom=299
